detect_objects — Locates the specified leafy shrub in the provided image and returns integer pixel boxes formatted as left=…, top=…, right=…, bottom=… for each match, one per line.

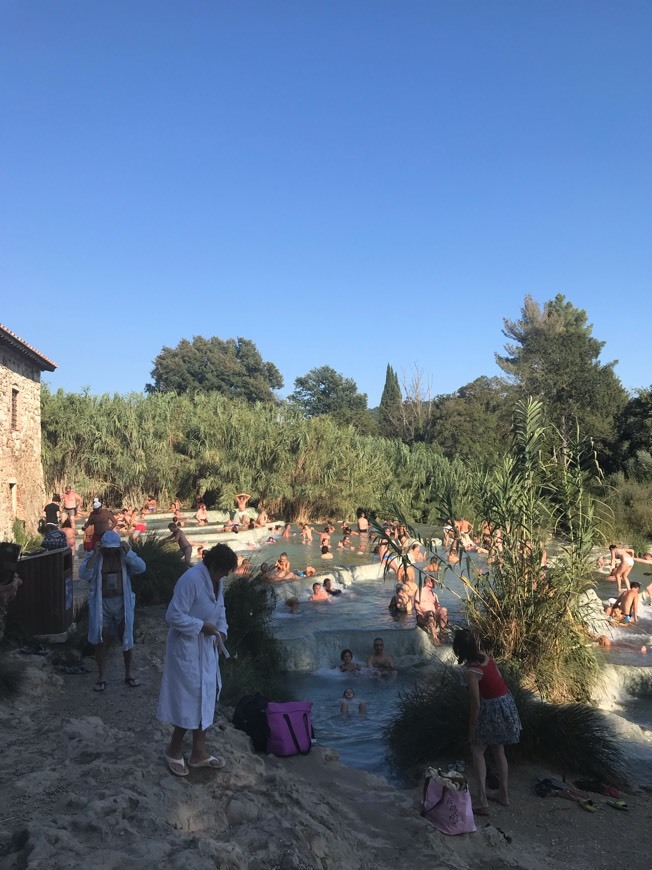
left=385, top=665, right=628, bottom=787
left=130, top=533, right=185, bottom=606
left=11, top=519, right=42, bottom=554
left=221, top=573, right=287, bottom=706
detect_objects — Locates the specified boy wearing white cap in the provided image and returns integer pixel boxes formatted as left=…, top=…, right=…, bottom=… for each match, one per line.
left=82, top=499, right=117, bottom=548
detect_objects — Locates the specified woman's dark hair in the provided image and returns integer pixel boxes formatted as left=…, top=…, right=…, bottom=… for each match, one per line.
left=452, top=628, right=484, bottom=665
left=340, top=648, right=353, bottom=660
left=204, top=544, right=238, bottom=574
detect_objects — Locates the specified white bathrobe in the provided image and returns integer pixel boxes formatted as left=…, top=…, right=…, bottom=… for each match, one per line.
left=157, top=562, right=228, bottom=731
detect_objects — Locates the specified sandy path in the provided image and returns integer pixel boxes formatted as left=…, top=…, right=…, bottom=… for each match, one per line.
left=0, top=607, right=650, bottom=870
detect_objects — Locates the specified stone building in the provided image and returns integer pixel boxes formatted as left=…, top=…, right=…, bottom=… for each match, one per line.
left=0, top=324, right=57, bottom=541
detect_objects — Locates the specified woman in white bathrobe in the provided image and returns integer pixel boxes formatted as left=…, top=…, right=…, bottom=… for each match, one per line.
left=157, top=543, right=238, bottom=776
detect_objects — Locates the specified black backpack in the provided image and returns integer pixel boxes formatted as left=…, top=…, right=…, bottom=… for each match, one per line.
left=232, top=692, right=270, bottom=752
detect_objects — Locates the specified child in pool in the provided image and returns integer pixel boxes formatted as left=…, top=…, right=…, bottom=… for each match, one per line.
left=340, top=688, right=366, bottom=715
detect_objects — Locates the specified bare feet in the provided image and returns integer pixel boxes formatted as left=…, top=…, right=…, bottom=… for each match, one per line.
left=487, top=790, right=509, bottom=806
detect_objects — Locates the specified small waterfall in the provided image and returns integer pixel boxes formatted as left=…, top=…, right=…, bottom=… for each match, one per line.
left=277, top=626, right=453, bottom=672
left=594, top=664, right=652, bottom=707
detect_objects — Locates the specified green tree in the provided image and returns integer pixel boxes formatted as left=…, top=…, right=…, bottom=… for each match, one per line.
left=378, top=364, right=402, bottom=437
left=289, top=365, right=374, bottom=431
left=146, top=336, right=283, bottom=402
left=496, top=295, right=627, bottom=453
left=612, top=385, right=652, bottom=479
left=429, top=377, right=515, bottom=463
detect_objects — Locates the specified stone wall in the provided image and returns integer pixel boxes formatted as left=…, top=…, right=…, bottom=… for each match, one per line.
left=0, top=347, right=46, bottom=541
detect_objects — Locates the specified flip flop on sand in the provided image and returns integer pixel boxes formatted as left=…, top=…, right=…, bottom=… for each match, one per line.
left=187, top=755, right=226, bottom=769
left=124, top=677, right=140, bottom=688
left=606, top=799, right=628, bottom=811
left=165, top=753, right=189, bottom=777
left=579, top=799, right=598, bottom=813
left=93, top=680, right=107, bottom=692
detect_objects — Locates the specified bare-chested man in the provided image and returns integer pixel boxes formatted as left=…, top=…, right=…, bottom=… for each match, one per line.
left=415, top=576, right=448, bottom=646
left=235, top=493, right=251, bottom=522
left=609, top=544, right=636, bottom=592
left=367, top=637, right=396, bottom=672
left=606, top=582, right=641, bottom=623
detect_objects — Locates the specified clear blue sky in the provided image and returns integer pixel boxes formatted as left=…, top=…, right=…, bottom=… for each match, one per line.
left=2, top=1, right=650, bottom=404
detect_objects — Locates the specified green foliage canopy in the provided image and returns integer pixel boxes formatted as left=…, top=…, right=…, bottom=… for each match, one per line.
left=289, top=365, right=374, bottom=432
left=496, top=295, right=628, bottom=451
left=147, top=336, right=283, bottom=402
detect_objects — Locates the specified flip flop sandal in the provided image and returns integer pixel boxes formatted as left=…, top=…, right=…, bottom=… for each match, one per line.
left=60, top=664, right=89, bottom=674
left=606, top=799, right=629, bottom=811
left=579, top=799, right=598, bottom=812
left=187, top=755, right=226, bottom=769
left=124, top=677, right=140, bottom=687
left=165, top=753, right=189, bottom=777
left=93, top=680, right=107, bottom=692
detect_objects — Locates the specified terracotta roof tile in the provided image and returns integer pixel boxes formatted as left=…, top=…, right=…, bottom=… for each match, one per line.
left=0, top=323, right=57, bottom=371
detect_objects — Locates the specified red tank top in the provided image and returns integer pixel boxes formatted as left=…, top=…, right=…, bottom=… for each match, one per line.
left=473, top=657, right=508, bottom=700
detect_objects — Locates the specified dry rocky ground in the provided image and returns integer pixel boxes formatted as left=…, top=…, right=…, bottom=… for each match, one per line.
left=0, top=609, right=650, bottom=870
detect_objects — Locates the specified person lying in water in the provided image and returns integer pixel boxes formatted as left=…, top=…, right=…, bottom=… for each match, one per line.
left=340, top=687, right=366, bottom=716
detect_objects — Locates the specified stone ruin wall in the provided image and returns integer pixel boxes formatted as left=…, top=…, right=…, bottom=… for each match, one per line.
left=0, top=348, right=46, bottom=541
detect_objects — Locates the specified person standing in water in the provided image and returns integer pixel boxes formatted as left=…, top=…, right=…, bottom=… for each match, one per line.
left=453, top=628, right=521, bottom=816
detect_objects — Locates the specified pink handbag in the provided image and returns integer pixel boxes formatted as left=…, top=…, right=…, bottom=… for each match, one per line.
left=421, top=770, right=477, bottom=835
left=266, top=701, right=313, bottom=756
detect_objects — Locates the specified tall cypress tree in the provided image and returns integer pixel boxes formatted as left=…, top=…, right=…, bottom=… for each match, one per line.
left=379, top=364, right=402, bottom=437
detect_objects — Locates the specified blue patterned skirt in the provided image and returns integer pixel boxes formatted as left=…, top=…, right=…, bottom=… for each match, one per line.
left=474, top=692, right=521, bottom=746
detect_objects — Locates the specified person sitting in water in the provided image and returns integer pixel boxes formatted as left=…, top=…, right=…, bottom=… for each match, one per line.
left=282, top=523, right=293, bottom=539
left=341, top=687, right=366, bottom=716
left=235, top=492, right=251, bottom=523
left=255, top=506, right=269, bottom=527
left=305, top=565, right=316, bottom=577
left=320, top=545, right=334, bottom=560
left=300, top=524, right=314, bottom=543
left=415, top=576, right=449, bottom=645
left=339, top=648, right=361, bottom=672
left=605, top=582, right=641, bottom=623
left=234, top=557, right=252, bottom=576
left=388, top=582, right=412, bottom=614
left=367, top=637, right=396, bottom=672
left=309, top=582, right=329, bottom=602
left=274, top=552, right=298, bottom=580
left=144, top=495, right=157, bottom=513
left=323, top=578, right=342, bottom=596
left=319, top=529, right=331, bottom=547
left=285, top=597, right=300, bottom=614
left=195, top=502, right=208, bottom=526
